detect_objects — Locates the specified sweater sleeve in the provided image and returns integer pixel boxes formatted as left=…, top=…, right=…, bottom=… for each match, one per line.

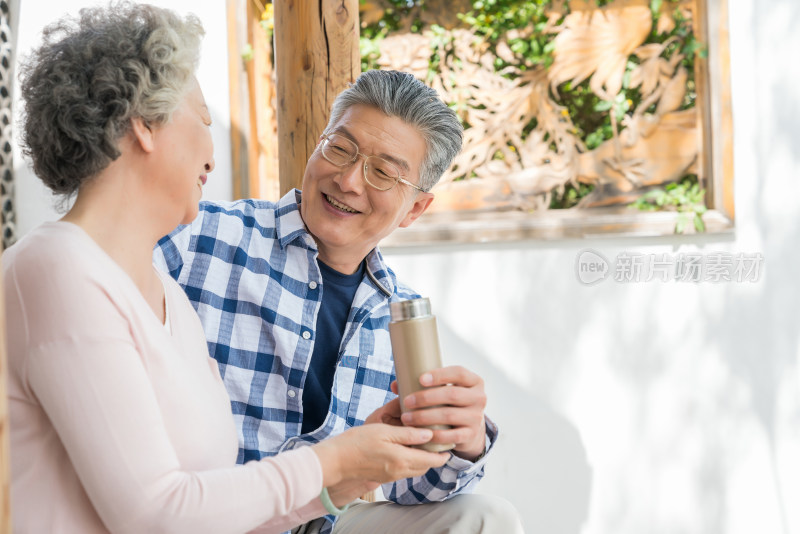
left=12, top=247, right=325, bottom=533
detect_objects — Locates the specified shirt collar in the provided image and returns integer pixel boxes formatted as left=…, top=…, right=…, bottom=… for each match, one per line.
left=275, top=189, right=315, bottom=250
left=365, top=247, right=395, bottom=297
left=277, top=188, right=397, bottom=296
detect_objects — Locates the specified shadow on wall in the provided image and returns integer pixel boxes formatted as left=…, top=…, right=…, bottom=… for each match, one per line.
left=437, top=320, right=592, bottom=534
left=711, top=2, right=800, bottom=532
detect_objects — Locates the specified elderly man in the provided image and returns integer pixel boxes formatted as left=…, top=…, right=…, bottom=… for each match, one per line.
left=155, top=70, right=521, bottom=533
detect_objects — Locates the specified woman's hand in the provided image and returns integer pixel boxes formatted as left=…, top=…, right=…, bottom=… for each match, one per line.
left=311, top=423, right=448, bottom=491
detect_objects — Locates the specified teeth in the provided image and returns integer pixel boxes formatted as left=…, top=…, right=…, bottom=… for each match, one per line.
left=326, top=194, right=358, bottom=213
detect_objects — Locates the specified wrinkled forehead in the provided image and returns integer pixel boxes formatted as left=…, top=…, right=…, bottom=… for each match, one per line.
left=328, top=127, right=411, bottom=175
left=327, top=104, right=426, bottom=175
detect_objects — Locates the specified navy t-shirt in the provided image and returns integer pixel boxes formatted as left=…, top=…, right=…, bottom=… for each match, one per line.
left=301, top=260, right=365, bottom=434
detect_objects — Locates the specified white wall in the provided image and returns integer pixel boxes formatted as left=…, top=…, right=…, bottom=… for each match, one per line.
left=12, top=1, right=800, bottom=534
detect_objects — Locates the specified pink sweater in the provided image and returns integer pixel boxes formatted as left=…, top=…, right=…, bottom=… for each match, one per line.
left=4, top=222, right=326, bottom=533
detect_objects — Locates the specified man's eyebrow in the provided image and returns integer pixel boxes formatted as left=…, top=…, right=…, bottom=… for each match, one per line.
left=333, top=126, right=411, bottom=173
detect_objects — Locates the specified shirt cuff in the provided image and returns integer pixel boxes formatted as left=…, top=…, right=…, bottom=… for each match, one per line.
left=444, top=415, right=498, bottom=472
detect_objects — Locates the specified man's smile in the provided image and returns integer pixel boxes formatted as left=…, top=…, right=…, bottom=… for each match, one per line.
left=325, top=194, right=360, bottom=214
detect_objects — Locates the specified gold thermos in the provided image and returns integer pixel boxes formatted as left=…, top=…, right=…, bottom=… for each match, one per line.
left=389, top=298, right=455, bottom=452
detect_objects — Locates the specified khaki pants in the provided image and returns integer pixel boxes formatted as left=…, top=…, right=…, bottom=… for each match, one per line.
left=293, top=494, right=524, bottom=534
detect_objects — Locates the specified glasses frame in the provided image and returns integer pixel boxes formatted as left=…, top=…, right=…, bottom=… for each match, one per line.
left=319, top=133, right=426, bottom=193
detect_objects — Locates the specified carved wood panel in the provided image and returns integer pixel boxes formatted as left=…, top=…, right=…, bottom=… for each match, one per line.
left=366, top=0, right=734, bottom=244
left=373, top=0, right=703, bottom=215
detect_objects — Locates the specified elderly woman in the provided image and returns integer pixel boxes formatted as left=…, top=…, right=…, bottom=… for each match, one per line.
left=4, top=3, right=446, bottom=533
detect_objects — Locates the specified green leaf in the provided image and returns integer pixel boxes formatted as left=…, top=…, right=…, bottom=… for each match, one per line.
left=622, top=69, right=632, bottom=90
left=585, top=129, right=607, bottom=149
left=650, top=0, right=663, bottom=16
left=594, top=100, right=613, bottom=112
left=241, top=43, right=254, bottom=62
left=694, top=214, right=706, bottom=233
left=510, top=40, right=528, bottom=54
left=675, top=214, right=686, bottom=234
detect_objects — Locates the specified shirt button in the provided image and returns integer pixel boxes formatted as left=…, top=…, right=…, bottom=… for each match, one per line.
left=302, top=331, right=311, bottom=340
left=309, top=281, right=318, bottom=290
left=287, top=390, right=296, bottom=398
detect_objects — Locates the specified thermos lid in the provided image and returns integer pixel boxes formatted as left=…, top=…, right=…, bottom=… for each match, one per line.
left=390, top=297, right=432, bottom=321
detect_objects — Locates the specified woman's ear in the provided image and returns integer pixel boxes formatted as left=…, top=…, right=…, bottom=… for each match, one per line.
left=130, top=117, right=155, bottom=153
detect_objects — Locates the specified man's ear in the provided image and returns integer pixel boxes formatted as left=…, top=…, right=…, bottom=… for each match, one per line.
left=399, top=192, right=434, bottom=228
left=130, top=117, right=155, bottom=153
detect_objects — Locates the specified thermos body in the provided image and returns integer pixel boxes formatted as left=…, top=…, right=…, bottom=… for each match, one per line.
left=389, top=298, right=455, bottom=453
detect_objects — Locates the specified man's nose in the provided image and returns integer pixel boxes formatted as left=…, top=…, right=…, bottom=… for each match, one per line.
left=334, top=157, right=365, bottom=194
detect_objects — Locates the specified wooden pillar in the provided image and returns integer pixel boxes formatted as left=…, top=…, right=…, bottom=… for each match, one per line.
left=227, top=0, right=281, bottom=201
left=273, top=0, right=360, bottom=195
left=227, top=0, right=249, bottom=200
left=694, top=0, right=734, bottom=220
left=0, top=254, right=10, bottom=533
left=245, top=0, right=280, bottom=201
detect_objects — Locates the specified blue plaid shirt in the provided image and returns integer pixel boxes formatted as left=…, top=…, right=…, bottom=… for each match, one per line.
left=154, top=190, right=497, bottom=532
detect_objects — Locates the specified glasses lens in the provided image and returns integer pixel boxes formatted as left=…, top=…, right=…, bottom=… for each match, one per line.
left=321, top=133, right=403, bottom=192
left=364, top=156, right=401, bottom=191
left=322, top=134, right=357, bottom=165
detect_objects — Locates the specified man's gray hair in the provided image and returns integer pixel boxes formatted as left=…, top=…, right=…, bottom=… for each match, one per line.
left=325, top=70, right=463, bottom=192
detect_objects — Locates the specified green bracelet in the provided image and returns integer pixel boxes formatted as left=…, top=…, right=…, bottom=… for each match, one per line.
left=320, top=487, right=351, bottom=516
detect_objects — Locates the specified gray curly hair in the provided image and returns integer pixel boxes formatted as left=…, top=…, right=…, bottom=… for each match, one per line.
left=324, top=70, right=463, bottom=193
left=19, top=2, right=204, bottom=196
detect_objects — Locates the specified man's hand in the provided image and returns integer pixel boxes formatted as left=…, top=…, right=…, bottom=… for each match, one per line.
left=399, top=365, right=488, bottom=462
left=364, top=394, right=402, bottom=427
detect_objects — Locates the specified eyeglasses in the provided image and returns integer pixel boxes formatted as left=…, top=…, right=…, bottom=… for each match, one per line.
left=318, top=133, right=426, bottom=193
